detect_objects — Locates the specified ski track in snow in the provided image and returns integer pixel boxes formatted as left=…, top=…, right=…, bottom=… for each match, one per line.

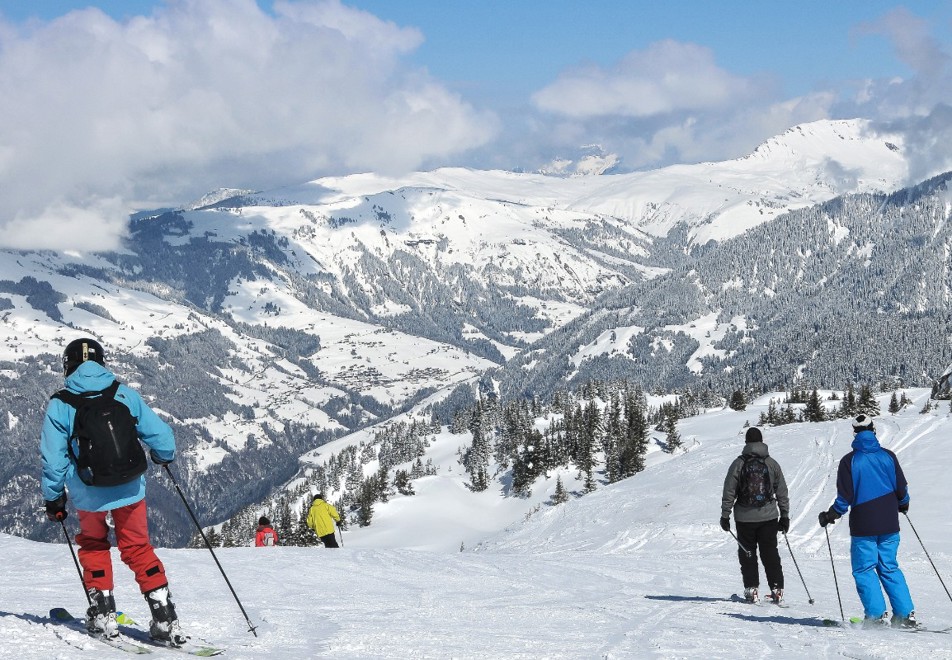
left=5, top=390, right=952, bottom=658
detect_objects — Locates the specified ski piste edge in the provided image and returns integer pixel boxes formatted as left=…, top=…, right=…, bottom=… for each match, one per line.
left=49, top=607, right=152, bottom=654
left=821, top=616, right=951, bottom=634
left=51, top=607, right=226, bottom=656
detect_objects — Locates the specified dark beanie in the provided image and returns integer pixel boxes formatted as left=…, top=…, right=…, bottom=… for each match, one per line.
left=259, top=516, right=270, bottom=526
left=745, top=427, right=763, bottom=444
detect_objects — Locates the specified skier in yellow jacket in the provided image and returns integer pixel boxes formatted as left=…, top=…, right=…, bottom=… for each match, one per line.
left=306, top=493, right=342, bottom=548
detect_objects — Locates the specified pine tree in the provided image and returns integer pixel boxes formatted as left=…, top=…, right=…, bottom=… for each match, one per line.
left=551, top=476, right=569, bottom=505
left=579, top=399, right=601, bottom=492
left=839, top=383, right=857, bottom=418
left=394, top=469, right=414, bottom=496
left=276, top=497, right=293, bottom=543
left=356, top=479, right=374, bottom=527
left=205, top=527, right=221, bottom=548
left=662, top=410, right=682, bottom=453
left=604, top=392, right=624, bottom=483
left=856, top=384, right=880, bottom=417
left=463, top=397, right=491, bottom=492
left=728, top=389, right=747, bottom=411
left=804, top=389, right=825, bottom=422
left=619, top=388, right=648, bottom=477
left=888, top=391, right=900, bottom=414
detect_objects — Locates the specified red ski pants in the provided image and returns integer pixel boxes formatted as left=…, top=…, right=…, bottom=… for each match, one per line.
left=76, top=499, right=168, bottom=593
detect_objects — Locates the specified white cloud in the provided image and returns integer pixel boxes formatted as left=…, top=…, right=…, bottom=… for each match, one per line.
left=531, top=40, right=754, bottom=119
left=0, top=0, right=497, bottom=251
left=3, top=197, right=128, bottom=252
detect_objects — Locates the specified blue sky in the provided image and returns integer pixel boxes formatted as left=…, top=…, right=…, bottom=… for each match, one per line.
left=0, top=0, right=951, bottom=250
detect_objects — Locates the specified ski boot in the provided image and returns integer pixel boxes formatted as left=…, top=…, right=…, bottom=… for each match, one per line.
left=767, top=588, right=784, bottom=606
left=862, top=612, right=890, bottom=629
left=144, top=585, right=188, bottom=646
left=86, top=588, right=119, bottom=639
left=891, top=611, right=919, bottom=629
left=743, top=587, right=759, bottom=604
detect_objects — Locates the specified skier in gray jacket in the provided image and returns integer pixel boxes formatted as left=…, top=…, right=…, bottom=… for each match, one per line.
left=720, top=427, right=790, bottom=604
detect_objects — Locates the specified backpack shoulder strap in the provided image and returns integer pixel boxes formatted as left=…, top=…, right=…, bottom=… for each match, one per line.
left=52, top=388, right=86, bottom=409
left=52, top=381, right=121, bottom=408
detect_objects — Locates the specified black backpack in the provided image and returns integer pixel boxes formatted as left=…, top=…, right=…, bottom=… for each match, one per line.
left=736, top=454, right=774, bottom=507
left=52, top=380, right=148, bottom=487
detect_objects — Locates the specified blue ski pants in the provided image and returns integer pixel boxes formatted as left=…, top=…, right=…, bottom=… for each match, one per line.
left=850, top=532, right=914, bottom=618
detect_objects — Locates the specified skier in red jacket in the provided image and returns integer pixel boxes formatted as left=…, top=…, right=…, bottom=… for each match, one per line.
left=255, top=516, right=278, bottom=547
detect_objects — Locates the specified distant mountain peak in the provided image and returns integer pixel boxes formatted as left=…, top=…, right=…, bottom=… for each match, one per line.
left=539, top=144, right=621, bottom=177
left=186, top=187, right=257, bottom=210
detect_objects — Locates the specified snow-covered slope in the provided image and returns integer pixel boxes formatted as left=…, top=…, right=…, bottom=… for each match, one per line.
left=295, top=118, right=908, bottom=245
left=0, top=116, right=932, bottom=546
left=5, top=389, right=952, bottom=658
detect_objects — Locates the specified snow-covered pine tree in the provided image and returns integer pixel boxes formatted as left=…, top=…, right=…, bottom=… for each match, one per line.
left=551, top=476, right=570, bottom=505
left=856, top=384, right=880, bottom=417
left=888, top=391, right=900, bottom=414
left=620, top=387, right=648, bottom=477
left=804, top=389, right=825, bottom=422
left=662, top=410, right=682, bottom=453
left=729, top=389, right=747, bottom=411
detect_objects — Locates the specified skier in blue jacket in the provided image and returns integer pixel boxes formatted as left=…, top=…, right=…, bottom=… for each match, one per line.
left=818, top=414, right=916, bottom=628
left=40, top=337, right=187, bottom=645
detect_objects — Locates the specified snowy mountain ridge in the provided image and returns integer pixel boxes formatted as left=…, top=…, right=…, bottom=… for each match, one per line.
left=0, top=116, right=939, bottom=548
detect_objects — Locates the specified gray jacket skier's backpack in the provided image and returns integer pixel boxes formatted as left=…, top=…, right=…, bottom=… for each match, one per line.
left=52, top=380, right=148, bottom=487
left=736, top=454, right=773, bottom=507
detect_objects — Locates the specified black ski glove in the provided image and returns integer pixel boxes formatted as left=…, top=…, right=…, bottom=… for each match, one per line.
left=818, top=507, right=840, bottom=528
left=150, top=449, right=173, bottom=466
left=779, top=516, right=790, bottom=534
left=720, top=517, right=730, bottom=532
left=45, top=493, right=68, bottom=522
left=899, top=501, right=909, bottom=514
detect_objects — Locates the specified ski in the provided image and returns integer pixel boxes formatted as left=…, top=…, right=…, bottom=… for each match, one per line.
left=820, top=616, right=951, bottom=634
left=51, top=607, right=225, bottom=656
left=107, top=612, right=226, bottom=656
left=49, top=607, right=152, bottom=654
left=120, top=626, right=226, bottom=656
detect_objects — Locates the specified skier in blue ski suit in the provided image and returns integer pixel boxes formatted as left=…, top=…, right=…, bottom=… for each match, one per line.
left=818, top=414, right=915, bottom=627
left=40, top=337, right=187, bottom=644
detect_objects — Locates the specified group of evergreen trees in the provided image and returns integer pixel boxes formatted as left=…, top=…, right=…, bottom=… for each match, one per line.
left=456, top=380, right=674, bottom=497
left=197, top=417, right=440, bottom=546
left=206, top=373, right=931, bottom=545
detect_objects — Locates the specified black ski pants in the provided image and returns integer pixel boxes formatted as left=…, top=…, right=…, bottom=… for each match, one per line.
left=735, top=518, right=784, bottom=590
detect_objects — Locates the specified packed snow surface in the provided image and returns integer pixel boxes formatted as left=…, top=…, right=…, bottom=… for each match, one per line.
left=5, top=390, right=952, bottom=658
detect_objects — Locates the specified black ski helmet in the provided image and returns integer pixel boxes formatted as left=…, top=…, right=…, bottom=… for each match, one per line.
left=63, top=338, right=106, bottom=376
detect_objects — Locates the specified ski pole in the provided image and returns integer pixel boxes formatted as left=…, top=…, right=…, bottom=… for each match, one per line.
left=726, top=528, right=752, bottom=558
left=337, top=521, right=344, bottom=548
left=163, top=465, right=258, bottom=637
left=60, top=519, right=92, bottom=606
left=903, top=512, right=952, bottom=603
left=824, top=526, right=845, bottom=621
left=782, top=532, right=815, bottom=605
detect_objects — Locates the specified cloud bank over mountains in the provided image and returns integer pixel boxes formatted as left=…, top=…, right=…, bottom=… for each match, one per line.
left=0, top=1, right=951, bottom=251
